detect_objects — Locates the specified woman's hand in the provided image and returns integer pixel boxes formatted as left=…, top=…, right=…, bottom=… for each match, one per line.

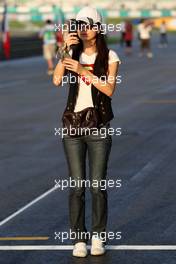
left=64, top=33, right=79, bottom=49
left=62, top=58, right=85, bottom=74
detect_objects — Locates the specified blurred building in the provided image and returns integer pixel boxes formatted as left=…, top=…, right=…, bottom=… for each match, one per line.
left=0, top=0, right=176, bottom=29
left=0, top=0, right=176, bottom=10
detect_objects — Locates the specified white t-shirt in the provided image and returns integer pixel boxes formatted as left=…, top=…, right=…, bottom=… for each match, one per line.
left=68, top=49, right=121, bottom=112
left=121, top=22, right=126, bottom=33
left=138, top=23, right=152, bottom=39
left=160, top=24, right=167, bottom=34
left=39, top=24, right=56, bottom=45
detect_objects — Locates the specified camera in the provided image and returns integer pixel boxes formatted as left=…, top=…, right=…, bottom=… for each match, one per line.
left=57, top=19, right=79, bottom=60
left=68, top=19, right=78, bottom=34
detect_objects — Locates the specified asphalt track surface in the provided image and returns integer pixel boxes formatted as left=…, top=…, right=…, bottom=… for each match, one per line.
left=0, top=34, right=176, bottom=263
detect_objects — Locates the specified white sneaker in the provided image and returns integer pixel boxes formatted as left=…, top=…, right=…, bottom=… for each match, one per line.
left=91, top=235, right=106, bottom=256
left=147, top=52, right=153, bottom=59
left=72, top=242, right=87, bottom=258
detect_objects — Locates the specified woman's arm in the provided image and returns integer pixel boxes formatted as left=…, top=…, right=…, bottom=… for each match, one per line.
left=90, top=61, right=119, bottom=97
left=53, top=60, right=66, bottom=86
left=62, top=58, right=119, bottom=97
left=53, top=32, right=80, bottom=87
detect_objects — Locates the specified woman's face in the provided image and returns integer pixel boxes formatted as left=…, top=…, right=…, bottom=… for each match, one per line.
left=77, top=22, right=98, bottom=42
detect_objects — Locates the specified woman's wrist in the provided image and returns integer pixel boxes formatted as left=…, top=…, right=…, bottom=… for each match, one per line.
left=66, top=44, right=71, bottom=52
left=63, top=41, right=70, bottom=52
left=78, top=69, right=95, bottom=85
left=78, top=67, right=86, bottom=76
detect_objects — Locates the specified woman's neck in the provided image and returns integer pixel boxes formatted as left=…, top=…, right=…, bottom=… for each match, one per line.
left=83, top=40, right=97, bottom=55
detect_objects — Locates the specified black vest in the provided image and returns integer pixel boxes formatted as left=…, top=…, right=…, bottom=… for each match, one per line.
left=64, top=49, right=114, bottom=126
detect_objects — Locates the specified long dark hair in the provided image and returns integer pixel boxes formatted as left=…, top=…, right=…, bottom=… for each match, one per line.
left=68, top=25, right=109, bottom=108
left=72, top=24, right=109, bottom=77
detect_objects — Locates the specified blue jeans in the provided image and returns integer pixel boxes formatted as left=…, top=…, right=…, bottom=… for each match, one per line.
left=62, top=123, right=112, bottom=244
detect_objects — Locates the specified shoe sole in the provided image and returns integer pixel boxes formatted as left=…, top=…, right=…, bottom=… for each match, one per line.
left=72, top=253, right=87, bottom=258
left=90, top=250, right=106, bottom=256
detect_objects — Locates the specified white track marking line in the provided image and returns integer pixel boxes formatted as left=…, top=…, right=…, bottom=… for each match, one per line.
left=0, top=245, right=176, bottom=251
left=0, top=186, right=58, bottom=227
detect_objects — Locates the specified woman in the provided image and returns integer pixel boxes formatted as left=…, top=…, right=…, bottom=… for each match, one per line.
left=53, top=6, right=121, bottom=257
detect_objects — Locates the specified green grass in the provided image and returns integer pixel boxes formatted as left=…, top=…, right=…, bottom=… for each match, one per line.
left=106, top=17, right=123, bottom=24
left=9, top=20, right=26, bottom=29
left=31, top=21, right=45, bottom=27
left=9, top=20, right=45, bottom=32
left=107, top=36, right=120, bottom=44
